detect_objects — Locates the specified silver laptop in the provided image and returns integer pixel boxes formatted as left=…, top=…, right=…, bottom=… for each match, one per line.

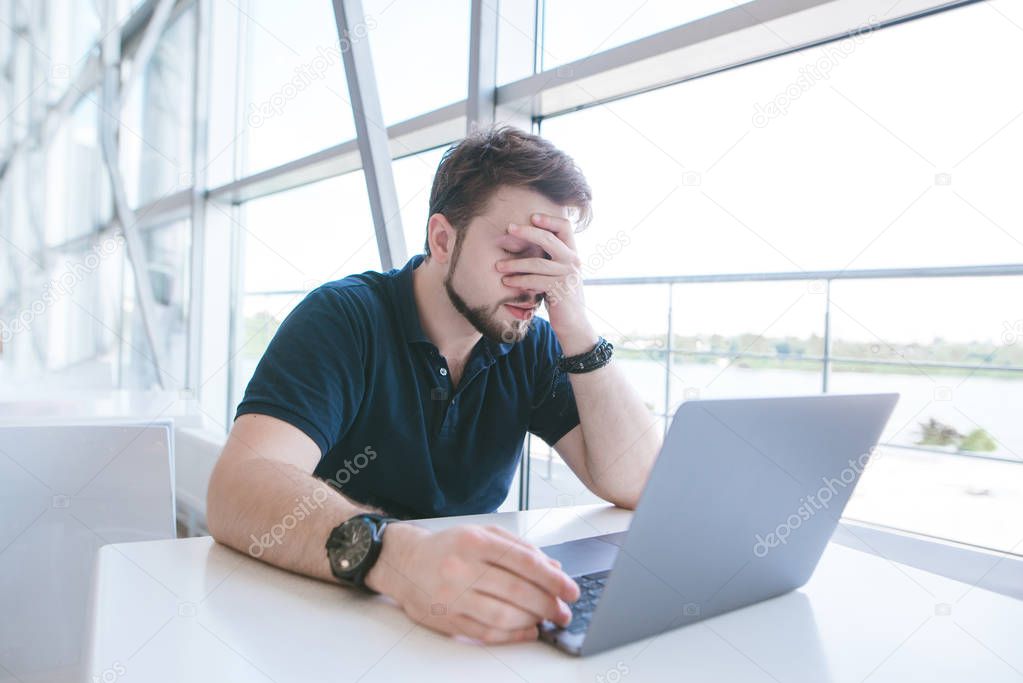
left=539, top=392, right=899, bottom=656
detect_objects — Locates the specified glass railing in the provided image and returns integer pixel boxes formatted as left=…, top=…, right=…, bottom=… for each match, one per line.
left=521, top=264, right=1023, bottom=554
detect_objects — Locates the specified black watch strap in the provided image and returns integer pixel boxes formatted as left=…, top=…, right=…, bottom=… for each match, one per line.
left=326, top=513, right=397, bottom=593
left=557, top=336, right=614, bottom=374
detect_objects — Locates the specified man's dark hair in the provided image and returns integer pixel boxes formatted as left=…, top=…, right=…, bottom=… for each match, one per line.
left=424, top=126, right=592, bottom=257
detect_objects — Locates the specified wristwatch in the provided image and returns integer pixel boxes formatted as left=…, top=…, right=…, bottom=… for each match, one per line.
left=557, top=336, right=614, bottom=374
left=325, top=513, right=398, bottom=593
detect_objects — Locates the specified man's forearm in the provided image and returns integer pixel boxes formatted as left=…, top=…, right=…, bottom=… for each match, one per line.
left=207, top=455, right=382, bottom=583
left=560, top=331, right=662, bottom=508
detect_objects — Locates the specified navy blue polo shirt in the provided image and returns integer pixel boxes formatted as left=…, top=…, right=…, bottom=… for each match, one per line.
left=235, top=254, right=580, bottom=519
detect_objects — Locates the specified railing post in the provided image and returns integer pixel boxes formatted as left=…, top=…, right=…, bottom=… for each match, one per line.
left=822, top=279, right=832, bottom=393
left=518, top=434, right=531, bottom=511
left=664, top=282, right=674, bottom=436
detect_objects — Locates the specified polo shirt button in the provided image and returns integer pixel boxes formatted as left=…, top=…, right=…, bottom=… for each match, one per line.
left=439, top=368, right=448, bottom=376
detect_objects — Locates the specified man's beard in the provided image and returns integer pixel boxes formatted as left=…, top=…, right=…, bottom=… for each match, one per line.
left=443, top=244, right=540, bottom=345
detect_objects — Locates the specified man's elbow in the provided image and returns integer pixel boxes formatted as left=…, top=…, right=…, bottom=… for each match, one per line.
left=205, top=452, right=234, bottom=543
left=603, top=490, right=640, bottom=510
left=589, top=479, right=641, bottom=510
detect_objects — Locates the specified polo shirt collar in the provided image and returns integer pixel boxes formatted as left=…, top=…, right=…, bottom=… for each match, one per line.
left=394, top=254, right=431, bottom=345
left=393, top=254, right=515, bottom=358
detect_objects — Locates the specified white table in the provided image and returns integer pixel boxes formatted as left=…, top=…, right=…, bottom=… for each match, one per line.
left=84, top=504, right=1023, bottom=682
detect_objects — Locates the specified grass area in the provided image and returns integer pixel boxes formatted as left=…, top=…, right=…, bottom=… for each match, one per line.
left=614, top=332, right=1023, bottom=380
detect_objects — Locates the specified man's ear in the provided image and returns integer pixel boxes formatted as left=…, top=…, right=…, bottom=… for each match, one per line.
left=426, top=213, right=457, bottom=264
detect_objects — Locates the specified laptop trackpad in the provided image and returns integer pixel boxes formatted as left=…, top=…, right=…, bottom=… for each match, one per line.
left=540, top=532, right=626, bottom=578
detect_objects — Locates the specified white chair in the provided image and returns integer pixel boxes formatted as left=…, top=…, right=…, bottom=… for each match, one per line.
left=174, top=425, right=227, bottom=536
left=0, top=421, right=175, bottom=683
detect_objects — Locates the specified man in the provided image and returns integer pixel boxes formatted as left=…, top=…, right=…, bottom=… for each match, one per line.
left=207, top=126, right=661, bottom=645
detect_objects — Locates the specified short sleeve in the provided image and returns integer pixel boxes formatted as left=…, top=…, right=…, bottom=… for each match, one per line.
left=528, top=322, right=581, bottom=447
left=235, top=286, right=367, bottom=456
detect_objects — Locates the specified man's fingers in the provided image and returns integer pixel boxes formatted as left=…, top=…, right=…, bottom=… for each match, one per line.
left=449, top=613, right=538, bottom=644
left=479, top=536, right=580, bottom=603
left=508, top=223, right=574, bottom=263
left=530, top=212, right=578, bottom=252
left=472, top=563, right=571, bottom=626
left=500, top=273, right=565, bottom=295
left=497, top=257, right=571, bottom=277
left=483, top=525, right=561, bottom=568
left=455, top=590, right=542, bottom=631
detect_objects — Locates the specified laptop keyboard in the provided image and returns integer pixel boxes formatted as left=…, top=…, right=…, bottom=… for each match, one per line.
left=565, top=570, right=610, bottom=633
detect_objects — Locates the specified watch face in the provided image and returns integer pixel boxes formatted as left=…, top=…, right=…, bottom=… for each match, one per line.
left=330, top=518, right=373, bottom=573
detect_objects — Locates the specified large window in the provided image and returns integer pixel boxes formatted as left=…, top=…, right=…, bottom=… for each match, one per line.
left=363, top=0, right=471, bottom=125
left=121, top=219, right=192, bottom=389
left=2, top=0, right=1020, bottom=555
left=392, top=146, right=446, bottom=257
left=44, top=92, right=111, bottom=248
left=240, top=0, right=358, bottom=176
left=542, top=0, right=753, bottom=69
left=120, top=3, right=196, bottom=207
left=0, top=2, right=198, bottom=394
left=229, top=171, right=380, bottom=410
left=535, top=1, right=1023, bottom=551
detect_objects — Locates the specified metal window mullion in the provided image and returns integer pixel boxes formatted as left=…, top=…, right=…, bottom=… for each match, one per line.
left=225, top=201, right=244, bottom=425
left=24, top=0, right=46, bottom=260
left=185, top=0, right=212, bottom=395
left=121, top=0, right=177, bottom=106
left=225, top=0, right=252, bottom=425
left=331, top=0, right=406, bottom=271
left=584, top=264, right=1023, bottom=286
left=206, top=100, right=466, bottom=205
left=466, top=0, right=499, bottom=132
left=116, top=244, right=127, bottom=388
left=535, top=0, right=546, bottom=73
left=0, top=4, right=21, bottom=356
left=98, top=0, right=169, bottom=389
left=1, top=3, right=20, bottom=289
left=23, top=1, right=49, bottom=366
left=498, top=0, right=981, bottom=120
left=663, top=348, right=1023, bottom=374
left=494, top=0, right=539, bottom=131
